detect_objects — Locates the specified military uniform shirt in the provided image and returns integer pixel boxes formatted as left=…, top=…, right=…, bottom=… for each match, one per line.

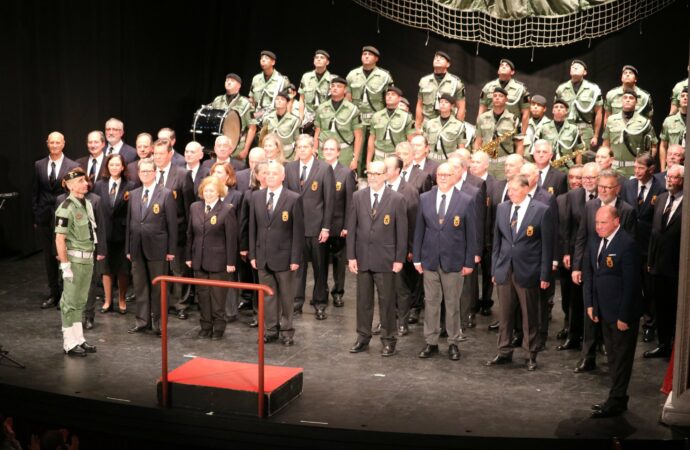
left=263, top=111, right=301, bottom=156
left=417, top=72, right=466, bottom=121
left=249, top=70, right=290, bottom=110
left=370, top=107, right=415, bottom=159
left=314, top=99, right=362, bottom=166
left=671, top=79, right=688, bottom=107
left=423, top=115, right=467, bottom=161
left=603, top=111, right=658, bottom=173
left=298, top=70, right=333, bottom=114
left=660, top=112, right=687, bottom=145
left=476, top=109, right=519, bottom=157
left=346, top=66, right=394, bottom=125
left=210, top=94, right=257, bottom=155
left=524, top=116, right=553, bottom=155
left=554, top=79, right=603, bottom=126
left=55, top=195, right=96, bottom=263
left=604, top=85, right=653, bottom=118
left=479, top=78, right=530, bottom=122
left=535, top=120, right=584, bottom=164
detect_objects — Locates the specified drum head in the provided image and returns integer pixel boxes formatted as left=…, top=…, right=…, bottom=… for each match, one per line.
left=222, top=110, right=242, bottom=151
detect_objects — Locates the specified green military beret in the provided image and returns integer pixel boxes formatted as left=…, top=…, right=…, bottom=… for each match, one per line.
left=571, top=59, right=587, bottom=70
left=622, top=65, right=638, bottom=77
left=225, top=73, right=242, bottom=84
left=553, top=98, right=570, bottom=109
left=622, top=88, right=638, bottom=98
left=331, top=76, right=347, bottom=86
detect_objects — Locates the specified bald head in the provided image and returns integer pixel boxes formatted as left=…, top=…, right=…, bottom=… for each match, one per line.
left=504, top=153, right=524, bottom=179
left=248, top=147, right=267, bottom=170
left=184, top=141, right=203, bottom=167
left=519, top=162, right=539, bottom=188
left=46, top=131, right=65, bottom=158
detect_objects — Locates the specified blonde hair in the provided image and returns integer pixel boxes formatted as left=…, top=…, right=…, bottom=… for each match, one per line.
left=198, top=175, right=228, bottom=199
left=210, top=162, right=237, bottom=188
left=262, top=133, right=285, bottom=164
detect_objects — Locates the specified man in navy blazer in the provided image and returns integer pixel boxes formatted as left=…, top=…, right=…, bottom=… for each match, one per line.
left=653, top=144, right=684, bottom=185
left=583, top=205, right=642, bottom=418
left=104, top=118, right=137, bottom=164
left=413, top=163, right=477, bottom=361
left=32, top=131, right=80, bottom=308
left=487, top=174, right=554, bottom=371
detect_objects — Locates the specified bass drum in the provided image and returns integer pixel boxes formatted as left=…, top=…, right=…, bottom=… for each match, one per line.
left=190, top=106, right=241, bottom=153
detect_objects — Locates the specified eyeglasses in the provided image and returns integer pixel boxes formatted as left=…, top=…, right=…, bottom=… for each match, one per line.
left=367, top=172, right=384, bottom=176
left=139, top=169, right=155, bottom=173
left=597, top=184, right=618, bottom=190
left=436, top=173, right=453, bottom=177
left=582, top=176, right=597, bottom=180
left=666, top=175, right=683, bottom=180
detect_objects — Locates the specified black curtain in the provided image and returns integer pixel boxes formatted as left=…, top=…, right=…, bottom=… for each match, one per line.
left=2, top=0, right=688, bottom=255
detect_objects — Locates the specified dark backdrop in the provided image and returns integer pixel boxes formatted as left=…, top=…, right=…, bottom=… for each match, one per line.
left=2, top=0, right=688, bottom=255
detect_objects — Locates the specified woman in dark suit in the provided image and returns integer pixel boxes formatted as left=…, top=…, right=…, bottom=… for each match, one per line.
left=94, top=153, right=135, bottom=314
left=185, top=176, right=238, bottom=339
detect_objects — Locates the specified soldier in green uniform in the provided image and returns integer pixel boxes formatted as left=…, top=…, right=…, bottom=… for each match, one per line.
left=422, top=93, right=468, bottom=162
left=669, top=75, right=688, bottom=115
left=55, top=168, right=98, bottom=357
left=367, top=86, right=415, bottom=163
left=474, top=87, right=523, bottom=179
left=346, top=46, right=394, bottom=174
left=602, top=89, right=658, bottom=177
left=477, top=59, right=530, bottom=135
left=535, top=98, right=584, bottom=170
left=523, top=95, right=553, bottom=157
left=415, top=50, right=466, bottom=131
left=298, top=49, right=334, bottom=126
left=554, top=60, right=603, bottom=151
left=210, top=73, right=257, bottom=161
left=604, top=65, right=653, bottom=125
left=249, top=50, right=290, bottom=124
left=262, top=90, right=301, bottom=159
left=660, top=87, right=687, bottom=170
left=314, top=76, right=363, bottom=169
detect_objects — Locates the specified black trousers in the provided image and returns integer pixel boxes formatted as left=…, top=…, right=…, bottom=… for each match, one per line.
left=581, top=313, right=603, bottom=362
left=558, top=266, right=572, bottom=324
left=131, top=258, right=167, bottom=328
left=640, top=262, right=655, bottom=330
left=356, top=270, right=397, bottom=345
left=326, top=236, right=347, bottom=297
left=37, top=224, right=61, bottom=298
left=652, top=274, right=679, bottom=346
left=295, top=236, right=328, bottom=307
left=566, top=280, right=584, bottom=341
left=396, top=261, right=419, bottom=324
left=480, top=246, right=494, bottom=309
left=601, top=320, right=639, bottom=401
left=83, top=255, right=103, bottom=321
left=195, top=270, right=229, bottom=333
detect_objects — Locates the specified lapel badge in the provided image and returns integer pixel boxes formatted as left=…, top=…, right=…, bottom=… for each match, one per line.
left=486, top=196, right=490, bottom=207
left=606, top=255, right=614, bottom=268
left=526, top=225, right=534, bottom=237
left=335, top=181, right=342, bottom=191
left=651, top=195, right=657, bottom=205
left=210, top=215, right=217, bottom=225
left=453, top=215, right=460, bottom=227
left=153, top=203, right=160, bottom=215
left=172, top=190, right=177, bottom=200
left=123, top=191, right=129, bottom=201
left=383, top=214, right=391, bottom=225
left=311, top=181, right=318, bottom=191
left=282, top=211, right=289, bottom=222
left=547, top=186, right=554, bottom=194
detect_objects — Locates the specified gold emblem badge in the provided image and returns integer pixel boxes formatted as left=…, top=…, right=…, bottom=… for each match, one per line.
left=123, top=191, right=129, bottom=201
left=75, top=212, right=83, bottom=220
left=486, top=197, right=490, bottom=207
left=547, top=187, right=554, bottom=194
left=335, top=181, right=342, bottom=191
left=172, top=190, right=177, bottom=200
left=383, top=214, right=391, bottom=225
left=526, top=225, right=534, bottom=237
left=153, top=203, right=160, bottom=214
left=651, top=195, right=657, bottom=205
left=606, top=256, right=613, bottom=268
left=210, top=215, right=217, bottom=225
left=282, top=211, right=289, bottom=222
left=453, top=216, right=460, bottom=227
left=311, top=181, right=318, bottom=191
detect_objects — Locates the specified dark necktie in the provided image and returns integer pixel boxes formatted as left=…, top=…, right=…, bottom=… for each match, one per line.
left=413, top=164, right=420, bottom=170
left=662, top=195, right=675, bottom=227
left=597, top=237, right=608, bottom=268
left=402, top=170, right=407, bottom=180
left=438, top=194, right=447, bottom=225
left=141, top=189, right=149, bottom=216
left=300, top=165, right=307, bottom=190
left=49, top=161, right=57, bottom=184
left=89, top=158, right=98, bottom=179
left=637, top=184, right=646, bottom=207
left=266, top=192, right=274, bottom=219
left=205, top=204, right=211, bottom=214
left=588, top=192, right=595, bottom=201
left=158, top=170, right=165, bottom=186
left=372, top=192, right=379, bottom=216
left=537, top=171, right=543, bottom=188
left=107, top=146, right=114, bottom=155
left=510, top=205, right=520, bottom=238
left=503, top=187, right=509, bottom=203
left=109, top=182, right=117, bottom=206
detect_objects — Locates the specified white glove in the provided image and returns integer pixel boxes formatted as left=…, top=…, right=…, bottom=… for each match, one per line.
left=60, top=262, right=74, bottom=283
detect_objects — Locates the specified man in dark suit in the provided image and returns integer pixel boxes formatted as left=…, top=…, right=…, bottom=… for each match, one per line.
left=184, top=141, right=208, bottom=200
left=32, top=131, right=80, bottom=308
left=584, top=205, right=642, bottom=418
left=126, top=132, right=153, bottom=187
left=532, top=140, right=568, bottom=197
left=125, top=158, right=178, bottom=335
left=410, top=135, right=440, bottom=185
left=249, top=162, right=304, bottom=345
left=384, top=154, right=419, bottom=334
left=104, top=118, right=137, bottom=164
left=347, top=161, right=407, bottom=356
left=323, top=139, right=356, bottom=308
left=235, top=147, right=266, bottom=194
left=77, top=131, right=109, bottom=182
left=397, top=141, right=432, bottom=194
left=157, top=128, right=188, bottom=168
left=571, top=169, right=637, bottom=373
left=201, top=135, right=244, bottom=174
left=414, top=163, right=478, bottom=360
left=152, top=139, right=195, bottom=319
left=645, top=164, right=683, bottom=358
left=621, top=153, right=666, bottom=343
left=285, top=134, right=335, bottom=320
left=654, top=144, right=684, bottom=186
left=486, top=174, right=554, bottom=371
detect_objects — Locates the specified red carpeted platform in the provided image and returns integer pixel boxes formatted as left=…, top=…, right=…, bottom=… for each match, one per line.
left=156, top=357, right=303, bottom=416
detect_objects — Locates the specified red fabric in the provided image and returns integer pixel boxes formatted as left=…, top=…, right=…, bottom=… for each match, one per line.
left=661, top=345, right=675, bottom=395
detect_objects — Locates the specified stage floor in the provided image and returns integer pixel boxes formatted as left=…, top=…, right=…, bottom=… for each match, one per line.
left=0, top=253, right=685, bottom=447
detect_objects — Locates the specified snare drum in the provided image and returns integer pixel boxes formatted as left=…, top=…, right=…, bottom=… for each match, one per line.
left=190, top=106, right=241, bottom=150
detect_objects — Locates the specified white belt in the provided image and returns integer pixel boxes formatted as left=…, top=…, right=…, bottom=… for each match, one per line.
left=428, top=152, right=447, bottom=162
left=616, top=160, right=636, bottom=168
left=339, top=143, right=350, bottom=149
left=374, top=149, right=392, bottom=160
left=361, top=112, right=373, bottom=121
left=68, top=250, right=94, bottom=259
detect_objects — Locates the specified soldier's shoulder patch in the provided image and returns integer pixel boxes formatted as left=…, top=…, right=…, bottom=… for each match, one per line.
left=55, top=217, right=69, bottom=228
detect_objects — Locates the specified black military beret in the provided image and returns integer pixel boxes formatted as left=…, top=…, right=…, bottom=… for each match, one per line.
left=439, top=93, right=455, bottom=104
left=63, top=167, right=86, bottom=182
left=500, top=58, right=515, bottom=70
left=682, top=87, right=688, bottom=94
left=530, top=94, right=547, bottom=106
left=387, top=86, right=403, bottom=96
left=287, top=83, right=296, bottom=91
left=571, top=59, right=587, bottom=71
left=493, top=87, right=508, bottom=96
left=553, top=98, right=570, bottom=109
left=260, top=50, right=277, bottom=60
left=225, top=73, right=242, bottom=84
left=622, top=88, right=638, bottom=98
left=276, top=90, right=290, bottom=100
left=622, top=65, right=638, bottom=77
left=331, top=76, right=347, bottom=86
left=400, top=97, right=410, bottom=107
left=435, top=51, right=451, bottom=63
left=362, top=45, right=380, bottom=57
left=315, top=49, right=330, bottom=59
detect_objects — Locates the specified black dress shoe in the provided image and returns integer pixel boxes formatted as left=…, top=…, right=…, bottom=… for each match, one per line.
left=573, top=359, right=596, bottom=373
left=448, top=344, right=460, bottom=361
left=534, top=343, right=546, bottom=353
left=128, top=325, right=148, bottom=334
left=211, top=331, right=224, bottom=341
left=486, top=354, right=512, bottom=366
left=64, top=345, right=87, bottom=357
left=488, top=321, right=499, bottom=331
left=282, top=337, right=294, bottom=346
left=248, top=318, right=259, bottom=328
left=80, top=341, right=97, bottom=353
left=591, top=403, right=627, bottom=418
left=381, top=344, right=396, bottom=357
left=556, top=338, right=582, bottom=351
left=466, top=314, right=476, bottom=328
left=332, top=294, right=344, bottom=307
left=100, top=305, right=112, bottom=313
left=597, top=343, right=607, bottom=356
left=643, top=344, right=672, bottom=358
left=177, top=310, right=188, bottom=320
left=511, top=335, right=523, bottom=348
left=263, top=335, right=279, bottom=343
left=152, top=327, right=162, bottom=337
left=480, top=306, right=492, bottom=316
left=238, top=300, right=253, bottom=311
left=398, top=325, right=408, bottom=336
left=556, top=328, right=569, bottom=340
left=526, top=357, right=537, bottom=371
left=41, top=297, right=58, bottom=309
left=372, top=323, right=381, bottom=335
left=84, top=319, right=94, bottom=330
left=418, top=344, right=439, bottom=358
left=293, top=304, right=303, bottom=314
left=315, top=309, right=327, bottom=320
left=198, top=329, right=211, bottom=338
left=407, top=309, right=420, bottom=324
left=350, top=342, right=369, bottom=353
left=642, top=327, right=655, bottom=343
left=440, top=328, right=448, bottom=338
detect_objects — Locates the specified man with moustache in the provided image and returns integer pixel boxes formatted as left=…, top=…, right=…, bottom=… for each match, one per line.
left=126, top=132, right=153, bottom=186
left=104, top=118, right=137, bottom=164
left=77, top=131, right=108, bottom=182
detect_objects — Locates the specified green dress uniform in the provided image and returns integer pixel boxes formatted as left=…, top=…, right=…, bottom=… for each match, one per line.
left=535, top=120, right=584, bottom=171
left=262, top=111, right=302, bottom=159
left=210, top=93, right=257, bottom=157
left=476, top=109, right=519, bottom=179
left=603, top=111, right=658, bottom=176
left=417, top=72, right=466, bottom=122
left=670, top=79, right=688, bottom=108
left=554, top=79, right=603, bottom=150
left=479, top=78, right=530, bottom=127
left=523, top=116, right=553, bottom=157
left=55, top=194, right=96, bottom=329
left=298, top=70, right=333, bottom=116
left=314, top=99, right=362, bottom=166
left=249, top=70, right=290, bottom=110
left=369, top=107, right=415, bottom=161
left=604, top=85, right=653, bottom=119
left=346, top=66, right=394, bottom=126
left=422, top=115, right=467, bottom=162
left=660, top=112, right=687, bottom=146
